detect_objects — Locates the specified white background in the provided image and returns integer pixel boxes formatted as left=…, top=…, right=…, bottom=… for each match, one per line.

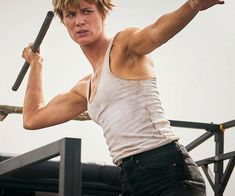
left=0, top=0, right=234, bottom=195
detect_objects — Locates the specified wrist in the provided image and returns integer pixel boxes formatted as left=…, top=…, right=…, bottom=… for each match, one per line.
left=187, top=0, right=203, bottom=11
left=30, top=55, right=43, bottom=65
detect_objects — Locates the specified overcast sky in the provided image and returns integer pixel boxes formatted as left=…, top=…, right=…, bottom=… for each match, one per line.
left=0, top=0, right=234, bottom=195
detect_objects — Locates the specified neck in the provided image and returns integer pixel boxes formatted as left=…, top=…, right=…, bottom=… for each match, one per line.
left=81, top=35, right=111, bottom=71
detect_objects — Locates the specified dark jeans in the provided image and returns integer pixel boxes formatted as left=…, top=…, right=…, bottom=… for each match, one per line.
left=119, top=142, right=206, bottom=196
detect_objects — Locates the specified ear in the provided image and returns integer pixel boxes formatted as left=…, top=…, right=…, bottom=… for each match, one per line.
left=102, top=13, right=107, bottom=20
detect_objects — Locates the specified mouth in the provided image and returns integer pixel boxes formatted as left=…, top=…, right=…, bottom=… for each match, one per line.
left=76, top=29, right=89, bottom=37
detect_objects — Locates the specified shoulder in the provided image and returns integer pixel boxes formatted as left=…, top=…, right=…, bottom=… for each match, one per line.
left=110, top=28, right=141, bottom=61
left=117, top=27, right=140, bottom=37
left=114, top=27, right=140, bottom=43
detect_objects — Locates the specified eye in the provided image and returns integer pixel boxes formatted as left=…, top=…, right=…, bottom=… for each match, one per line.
left=81, top=9, right=93, bottom=15
left=65, top=11, right=76, bottom=18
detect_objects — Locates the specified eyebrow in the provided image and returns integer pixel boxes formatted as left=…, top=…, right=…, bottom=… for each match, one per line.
left=64, top=6, right=93, bottom=12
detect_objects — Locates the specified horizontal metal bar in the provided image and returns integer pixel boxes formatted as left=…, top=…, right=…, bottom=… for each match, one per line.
left=0, top=139, right=61, bottom=175
left=185, top=131, right=214, bottom=151
left=1, top=105, right=234, bottom=131
left=170, top=120, right=220, bottom=131
left=221, top=120, right=235, bottom=130
left=196, top=151, right=235, bottom=166
left=0, top=105, right=90, bottom=121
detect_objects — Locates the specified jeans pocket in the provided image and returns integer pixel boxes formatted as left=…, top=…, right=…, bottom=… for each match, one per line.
left=136, top=148, right=184, bottom=181
left=179, top=145, right=205, bottom=183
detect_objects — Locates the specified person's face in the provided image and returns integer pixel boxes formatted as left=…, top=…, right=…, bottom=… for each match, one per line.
left=62, top=0, right=105, bottom=46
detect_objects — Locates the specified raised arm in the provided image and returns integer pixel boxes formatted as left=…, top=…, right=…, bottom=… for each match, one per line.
left=125, top=0, right=224, bottom=55
left=22, top=44, right=87, bottom=130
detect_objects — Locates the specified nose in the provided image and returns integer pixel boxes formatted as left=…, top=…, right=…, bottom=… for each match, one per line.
left=75, top=13, right=85, bottom=26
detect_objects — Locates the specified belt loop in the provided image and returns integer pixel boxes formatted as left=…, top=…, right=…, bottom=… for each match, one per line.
left=130, top=155, right=134, bottom=161
left=122, top=154, right=134, bottom=164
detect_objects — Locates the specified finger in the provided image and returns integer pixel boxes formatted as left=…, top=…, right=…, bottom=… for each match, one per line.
left=22, top=48, right=27, bottom=58
left=27, top=43, right=40, bottom=53
left=36, top=47, right=40, bottom=54
left=217, top=0, right=225, bottom=4
left=27, top=43, right=33, bottom=47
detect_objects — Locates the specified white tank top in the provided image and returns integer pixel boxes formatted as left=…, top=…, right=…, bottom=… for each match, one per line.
left=86, top=38, right=179, bottom=165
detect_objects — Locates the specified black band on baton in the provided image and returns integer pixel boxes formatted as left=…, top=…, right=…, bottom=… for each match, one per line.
left=12, top=11, right=54, bottom=91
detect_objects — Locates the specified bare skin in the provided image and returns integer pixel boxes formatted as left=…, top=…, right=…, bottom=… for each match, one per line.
left=22, top=0, right=224, bottom=130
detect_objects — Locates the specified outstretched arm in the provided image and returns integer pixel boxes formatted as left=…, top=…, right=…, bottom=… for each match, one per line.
left=124, top=0, right=224, bottom=55
left=22, top=44, right=88, bottom=130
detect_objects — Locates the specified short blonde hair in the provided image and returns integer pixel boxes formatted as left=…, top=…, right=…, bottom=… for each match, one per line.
left=52, top=0, right=114, bottom=20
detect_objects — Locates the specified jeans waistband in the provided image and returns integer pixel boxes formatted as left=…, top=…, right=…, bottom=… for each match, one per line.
left=122, top=141, right=179, bottom=164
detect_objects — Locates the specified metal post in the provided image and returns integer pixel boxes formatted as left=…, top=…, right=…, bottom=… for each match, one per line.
left=214, top=130, right=224, bottom=196
left=59, top=138, right=82, bottom=196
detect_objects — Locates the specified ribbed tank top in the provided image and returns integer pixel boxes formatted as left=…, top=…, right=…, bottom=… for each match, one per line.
left=86, top=38, right=179, bottom=165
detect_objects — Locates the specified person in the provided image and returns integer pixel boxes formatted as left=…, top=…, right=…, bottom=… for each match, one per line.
left=22, top=0, right=224, bottom=195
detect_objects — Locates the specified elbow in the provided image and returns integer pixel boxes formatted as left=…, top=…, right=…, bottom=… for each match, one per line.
left=23, top=117, right=39, bottom=130
left=23, top=124, right=35, bottom=130
left=23, top=121, right=36, bottom=130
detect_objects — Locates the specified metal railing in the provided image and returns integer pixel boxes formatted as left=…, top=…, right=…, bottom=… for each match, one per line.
left=171, top=119, right=235, bottom=196
left=0, top=105, right=234, bottom=196
left=0, top=138, right=82, bottom=196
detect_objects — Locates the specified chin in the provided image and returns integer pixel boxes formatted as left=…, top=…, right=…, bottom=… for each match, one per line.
left=76, top=38, right=96, bottom=47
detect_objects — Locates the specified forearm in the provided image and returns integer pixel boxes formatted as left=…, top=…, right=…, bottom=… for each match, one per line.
left=23, top=60, right=45, bottom=126
left=149, top=0, right=224, bottom=50
left=153, top=1, right=199, bottom=46
left=122, top=0, right=224, bottom=56
left=127, top=1, right=200, bottom=55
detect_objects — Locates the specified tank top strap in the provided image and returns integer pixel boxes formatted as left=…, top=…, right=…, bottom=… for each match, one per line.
left=86, top=37, right=114, bottom=102
left=103, top=37, right=114, bottom=68
left=85, top=76, right=90, bottom=101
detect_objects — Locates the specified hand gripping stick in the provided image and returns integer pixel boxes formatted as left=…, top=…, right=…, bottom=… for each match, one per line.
left=12, top=11, right=54, bottom=91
